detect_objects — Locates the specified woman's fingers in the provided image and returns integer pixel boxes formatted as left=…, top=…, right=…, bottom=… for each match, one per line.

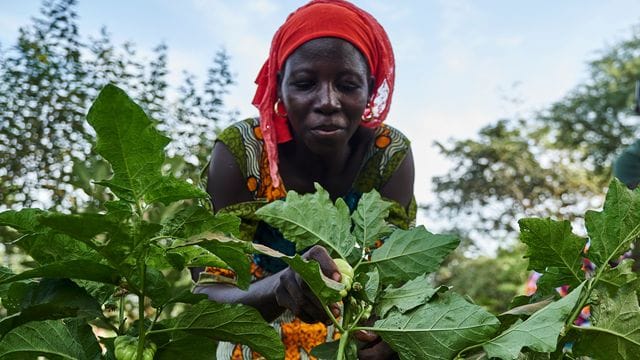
left=353, top=329, right=379, bottom=343
left=303, top=245, right=341, bottom=282
left=274, top=245, right=346, bottom=324
left=276, top=266, right=329, bottom=323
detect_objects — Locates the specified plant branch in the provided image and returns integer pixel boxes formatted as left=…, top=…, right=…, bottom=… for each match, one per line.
left=324, top=304, right=345, bottom=333
left=336, top=328, right=350, bottom=360
left=118, top=293, right=126, bottom=334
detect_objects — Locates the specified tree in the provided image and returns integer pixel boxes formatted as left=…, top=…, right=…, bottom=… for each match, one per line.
left=0, top=0, right=89, bottom=210
left=435, top=244, right=529, bottom=313
left=427, top=23, right=640, bottom=247
left=0, top=0, right=237, bottom=213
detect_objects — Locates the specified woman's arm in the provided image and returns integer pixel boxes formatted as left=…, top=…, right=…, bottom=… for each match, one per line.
left=194, top=246, right=341, bottom=323
left=379, top=147, right=415, bottom=209
left=206, top=141, right=253, bottom=211
left=197, top=141, right=341, bottom=323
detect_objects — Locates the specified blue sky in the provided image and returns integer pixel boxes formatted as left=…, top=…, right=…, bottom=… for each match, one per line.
left=2, top=0, right=639, bottom=235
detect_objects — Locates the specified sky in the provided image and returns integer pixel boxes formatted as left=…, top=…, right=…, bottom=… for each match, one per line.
left=1, top=0, right=640, bottom=239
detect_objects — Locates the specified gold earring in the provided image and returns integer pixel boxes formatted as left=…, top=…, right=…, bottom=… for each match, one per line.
left=274, top=98, right=288, bottom=117
left=361, top=102, right=374, bottom=122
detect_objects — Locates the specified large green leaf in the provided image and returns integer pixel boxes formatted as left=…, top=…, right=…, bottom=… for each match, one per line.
left=179, top=233, right=253, bottom=290
left=369, top=226, right=459, bottom=285
left=0, top=319, right=102, bottom=360
left=255, top=184, right=355, bottom=258
left=144, top=176, right=209, bottom=205
left=599, top=259, right=638, bottom=288
left=160, top=206, right=240, bottom=238
left=362, top=268, right=380, bottom=303
left=376, top=274, right=444, bottom=318
left=155, top=334, right=217, bottom=360
left=129, top=267, right=171, bottom=304
left=3, top=283, right=31, bottom=315
left=0, top=260, right=120, bottom=285
left=351, top=189, right=392, bottom=250
left=573, top=281, right=640, bottom=358
left=15, top=233, right=103, bottom=265
left=39, top=213, right=134, bottom=267
left=586, top=178, right=640, bottom=267
left=0, top=267, right=14, bottom=305
left=373, top=291, right=499, bottom=360
left=483, top=281, right=584, bottom=359
left=103, top=200, right=133, bottom=222
left=40, top=213, right=129, bottom=245
left=518, top=218, right=585, bottom=290
left=252, top=243, right=343, bottom=304
left=0, top=209, right=45, bottom=233
left=86, top=84, right=206, bottom=204
left=0, top=210, right=103, bottom=265
left=0, top=279, right=102, bottom=336
left=170, top=301, right=284, bottom=360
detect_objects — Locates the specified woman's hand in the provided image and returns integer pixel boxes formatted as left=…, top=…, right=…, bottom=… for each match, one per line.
left=275, top=245, right=341, bottom=324
left=354, top=330, right=398, bottom=360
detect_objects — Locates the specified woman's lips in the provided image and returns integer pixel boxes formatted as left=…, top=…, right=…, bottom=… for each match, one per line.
left=310, top=125, right=344, bottom=137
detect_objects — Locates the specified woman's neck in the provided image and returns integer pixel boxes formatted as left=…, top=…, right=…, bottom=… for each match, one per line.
left=278, top=127, right=373, bottom=196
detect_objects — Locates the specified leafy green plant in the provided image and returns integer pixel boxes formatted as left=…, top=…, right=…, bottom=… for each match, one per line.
left=2, top=83, right=640, bottom=360
left=249, top=178, right=640, bottom=359
left=0, top=84, right=283, bottom=359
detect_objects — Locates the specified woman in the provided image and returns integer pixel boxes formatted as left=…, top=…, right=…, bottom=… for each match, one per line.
left=193, top=1, right=415, bottom=358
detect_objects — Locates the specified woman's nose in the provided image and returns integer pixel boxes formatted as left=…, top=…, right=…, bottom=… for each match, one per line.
left=316, top=83, right=340, bottom=112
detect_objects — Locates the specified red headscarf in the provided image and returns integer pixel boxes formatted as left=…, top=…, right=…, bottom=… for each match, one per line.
left=252, top=0, right=395, bottom=188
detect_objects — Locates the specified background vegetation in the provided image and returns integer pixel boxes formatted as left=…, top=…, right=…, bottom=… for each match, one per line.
left=2, top=0, right=639, bottom=315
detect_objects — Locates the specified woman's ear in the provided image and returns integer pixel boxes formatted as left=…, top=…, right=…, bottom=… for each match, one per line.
left=277, top=71, right=283, bottom=99
left=367, top=76, right=375, bottom=99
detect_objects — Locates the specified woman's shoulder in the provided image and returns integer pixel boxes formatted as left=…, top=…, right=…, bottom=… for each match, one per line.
left=366, top=124, right=411, bottom=171
left=218, top=118, right=261, bottom=143
left=217, top=118, right=263, bottom=172
left=371, top=124, right=411, bottom=150
left=353, top=123, right=411, bottom=193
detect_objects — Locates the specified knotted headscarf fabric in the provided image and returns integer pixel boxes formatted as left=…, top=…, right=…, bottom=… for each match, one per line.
left=252, top=0, right=395, bottom=188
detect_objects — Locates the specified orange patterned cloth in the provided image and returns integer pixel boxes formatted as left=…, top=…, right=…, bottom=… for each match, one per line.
left=257, top=145, right=287, bottom=202
left=282, top=319, right=328, bottom=359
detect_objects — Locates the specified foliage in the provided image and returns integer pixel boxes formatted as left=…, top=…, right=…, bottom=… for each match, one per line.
left=0, top=0, right=236, bottom=212
left=254, top=176, right=640, bottom=359
left=0, top=85, right=282, bottom=359
left=427, top=23, right=640, bottom=247
left=2, top=84, right=640, bottom=359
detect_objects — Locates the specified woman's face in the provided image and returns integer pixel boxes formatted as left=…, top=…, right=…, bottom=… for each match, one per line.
left=279, top=37, right=372, bottom=155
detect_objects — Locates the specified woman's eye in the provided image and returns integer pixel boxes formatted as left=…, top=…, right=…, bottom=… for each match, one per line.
left=291, top=81, right=314, bottom=90
left=339, top=82, right=360, bottom=92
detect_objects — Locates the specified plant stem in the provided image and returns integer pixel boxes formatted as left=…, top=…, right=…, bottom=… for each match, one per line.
left=135, top=264, right=147, bottom=359
left=118, top=294, right=126, bottom=333
left=565, top=279, right=593, bottom=329
left=564, top=224, right=640, bottom=330
left=148, top=305, right=163, bottom=332
left=454, top=342, right=484, bottom=359
left=148, top=235, right=175, bottom=243
left=134, top=201, right=147, bottom=360
left=324, top=304, right=345, bottom=333
left=336, top=328, right=350, bottom=360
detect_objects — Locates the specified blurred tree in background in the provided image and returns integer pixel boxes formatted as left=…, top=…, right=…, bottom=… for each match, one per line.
left=0, top=0, right=237, bottom=277
left=0, top=0, right=236, bottom=214
left=429, top=25, right=640, bottom=244
left=429, top=24, right=640, bottom=311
